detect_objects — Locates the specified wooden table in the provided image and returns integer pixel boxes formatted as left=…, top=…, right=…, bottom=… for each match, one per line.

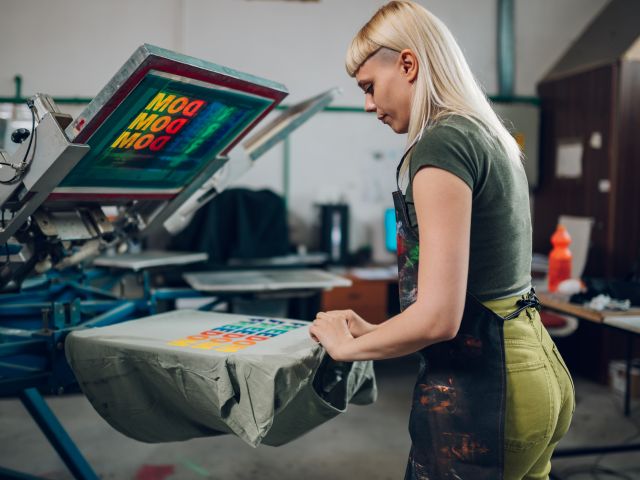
left=538, top=291, right=640, bottom=324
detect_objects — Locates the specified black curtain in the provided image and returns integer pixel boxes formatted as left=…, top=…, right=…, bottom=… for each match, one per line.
left=171, top=188, right=290, bottom=266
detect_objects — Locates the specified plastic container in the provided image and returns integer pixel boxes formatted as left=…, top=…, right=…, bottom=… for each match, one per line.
left=548, top=224, right=572, bottom=292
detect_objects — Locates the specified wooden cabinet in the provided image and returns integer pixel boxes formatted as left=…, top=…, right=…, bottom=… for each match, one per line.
left=534, top=31, right=640, bottom=382
left=533, top=2, right=640, bottom=278
left=321, top=275, right=397, bottom=324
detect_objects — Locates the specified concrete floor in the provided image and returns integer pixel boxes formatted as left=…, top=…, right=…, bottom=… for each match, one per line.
left=0, top=356, right=639, bottom=480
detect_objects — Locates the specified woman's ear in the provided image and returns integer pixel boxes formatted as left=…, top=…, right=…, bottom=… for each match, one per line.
left=399, top=49, right=418, bottom=83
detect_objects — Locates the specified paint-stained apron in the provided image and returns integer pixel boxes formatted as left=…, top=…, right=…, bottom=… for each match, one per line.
left=393, top=154, right=539, bottom=480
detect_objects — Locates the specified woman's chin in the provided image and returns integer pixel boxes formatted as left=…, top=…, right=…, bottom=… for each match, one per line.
left=389, top=123, right=408, bottom=134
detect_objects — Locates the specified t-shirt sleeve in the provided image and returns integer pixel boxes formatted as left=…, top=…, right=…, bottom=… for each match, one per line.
left=409, top=124, right=479, bottom=190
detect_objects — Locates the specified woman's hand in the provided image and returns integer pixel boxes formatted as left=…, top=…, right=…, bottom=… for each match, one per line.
left=325, top=309, right=378, bottom=338
left=309, top=311, right=355, bottom=361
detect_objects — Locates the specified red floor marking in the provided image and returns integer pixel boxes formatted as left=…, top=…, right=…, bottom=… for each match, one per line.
left=134, top=464, right=176, bottom=480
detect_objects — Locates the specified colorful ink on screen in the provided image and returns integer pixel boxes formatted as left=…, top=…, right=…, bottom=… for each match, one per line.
left=59, top=71, right=272, bottom=194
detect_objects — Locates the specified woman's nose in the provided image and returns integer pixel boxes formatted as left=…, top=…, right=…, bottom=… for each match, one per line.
left=364, top=95, right=376, bottom=113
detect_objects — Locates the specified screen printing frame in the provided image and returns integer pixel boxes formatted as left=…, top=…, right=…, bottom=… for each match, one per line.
left=52, top=44, right=288, bottom=202
left=243, top=87, right=340, bottom=160
left=159, top=87, right=341, bottom=236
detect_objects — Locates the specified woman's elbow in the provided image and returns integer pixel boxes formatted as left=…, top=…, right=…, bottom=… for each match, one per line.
left=439, top=321, right=460, bottom=342
left=413, top=304, right=462, bottom=343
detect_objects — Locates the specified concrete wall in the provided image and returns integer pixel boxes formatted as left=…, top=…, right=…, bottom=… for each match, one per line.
left=0, top=0, right=609, bottom=260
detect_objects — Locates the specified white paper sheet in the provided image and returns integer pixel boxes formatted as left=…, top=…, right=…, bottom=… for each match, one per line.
left=556, top=141, right=583, bottom=179
left=558, top=215, right=594, bottom=278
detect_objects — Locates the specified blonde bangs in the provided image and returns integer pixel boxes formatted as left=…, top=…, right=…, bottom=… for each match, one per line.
left=345, top=30, right=380, bottom=77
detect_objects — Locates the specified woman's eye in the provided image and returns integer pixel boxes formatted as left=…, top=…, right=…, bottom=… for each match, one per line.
left=365, top=84, right=374, bottom=95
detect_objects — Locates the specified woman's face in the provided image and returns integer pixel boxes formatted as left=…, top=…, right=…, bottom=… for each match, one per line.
left=355, top=49, right=417, bottom=134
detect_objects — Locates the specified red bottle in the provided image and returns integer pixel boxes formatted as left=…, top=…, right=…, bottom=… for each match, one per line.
left=548, top=224, right=572, bottom=292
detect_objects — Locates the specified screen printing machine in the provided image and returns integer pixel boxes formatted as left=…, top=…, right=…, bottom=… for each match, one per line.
left=0, top=45, right=376, bottom=480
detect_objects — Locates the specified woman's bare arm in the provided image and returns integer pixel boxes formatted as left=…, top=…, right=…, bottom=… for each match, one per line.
left=310, top=166, right=471, bottom=361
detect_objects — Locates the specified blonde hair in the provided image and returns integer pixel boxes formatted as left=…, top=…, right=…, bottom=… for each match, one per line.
left=346, top=1, right=522, bottom=179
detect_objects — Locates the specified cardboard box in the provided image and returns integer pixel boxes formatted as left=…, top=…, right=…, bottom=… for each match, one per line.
left=609, top=359, right=640, bottom=399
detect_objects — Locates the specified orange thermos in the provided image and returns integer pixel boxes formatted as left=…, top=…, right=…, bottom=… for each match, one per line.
left=548, top=224, right=572, bottom=292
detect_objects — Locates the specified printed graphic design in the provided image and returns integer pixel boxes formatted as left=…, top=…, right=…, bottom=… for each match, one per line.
left=396, top=218, right=419, bottom=311
left=167, top=317, right=307, bottom=353
left=418, top=379, right=457, bottom=414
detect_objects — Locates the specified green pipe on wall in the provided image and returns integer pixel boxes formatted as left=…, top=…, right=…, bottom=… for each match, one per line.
left=1, top=73, right=538, bottom=108
left=13, top=75, right=22, bottom=100
left=498, top=0, right=515, bottom=97
left=0, top=97, right=539, bottom=107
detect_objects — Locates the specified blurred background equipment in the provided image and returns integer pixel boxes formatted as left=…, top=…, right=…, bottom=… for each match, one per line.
left=319, top=203, right=349, bottom=265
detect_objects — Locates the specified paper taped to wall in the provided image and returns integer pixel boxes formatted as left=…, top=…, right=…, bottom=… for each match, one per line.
left=556, top=141, right=583, bottom=179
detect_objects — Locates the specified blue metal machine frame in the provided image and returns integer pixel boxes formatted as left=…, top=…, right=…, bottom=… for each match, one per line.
left=0, top=268, right=213, bottom=479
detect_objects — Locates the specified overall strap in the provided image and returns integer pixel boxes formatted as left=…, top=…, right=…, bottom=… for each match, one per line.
left=395, top=137, right=421, bottom=192
left=502, top=288, right=542, bottom=321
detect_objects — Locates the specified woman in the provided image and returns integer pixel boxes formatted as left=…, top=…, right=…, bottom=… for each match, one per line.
left=309, top=2, right=575, bottom=479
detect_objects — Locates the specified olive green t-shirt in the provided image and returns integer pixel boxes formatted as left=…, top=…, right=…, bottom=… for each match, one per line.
left=404, top=115, right=532, bottom=301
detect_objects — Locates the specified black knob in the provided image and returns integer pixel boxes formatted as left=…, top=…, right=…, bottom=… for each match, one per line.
left=11, top=128, right=31, bottom=144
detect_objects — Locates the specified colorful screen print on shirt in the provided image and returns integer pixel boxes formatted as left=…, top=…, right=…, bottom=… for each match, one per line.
left=167, top=317, right=308, bottom=353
